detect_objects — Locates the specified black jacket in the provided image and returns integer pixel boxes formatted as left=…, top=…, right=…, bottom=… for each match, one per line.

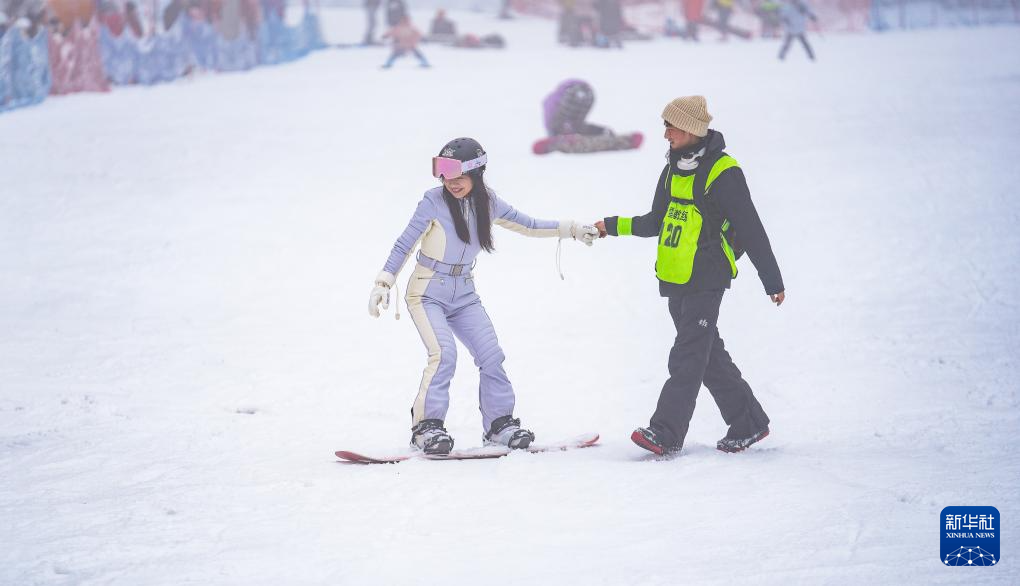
left=604, top=130, right=784, bottom=297
left=596, top=0, right=624, bottom=35
left=385, top=0, right=407, bottom=26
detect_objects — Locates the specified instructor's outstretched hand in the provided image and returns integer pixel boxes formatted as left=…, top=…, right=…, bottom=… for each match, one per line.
left=770, top=291, right=785, bottom=306
left=594, top=220, right=607, bottom=238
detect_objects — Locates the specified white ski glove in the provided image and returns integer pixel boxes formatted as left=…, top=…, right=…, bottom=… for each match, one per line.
left=558, top=220, right=599, bottom=246
left=368, top=271, right=396, bottom=318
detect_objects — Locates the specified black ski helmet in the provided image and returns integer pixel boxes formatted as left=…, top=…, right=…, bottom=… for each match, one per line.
left=438, top=137, right=487, bottom=177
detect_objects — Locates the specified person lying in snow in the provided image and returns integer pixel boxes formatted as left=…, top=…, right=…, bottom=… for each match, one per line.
left=542, top=79, right=608, bottom=137
left=424, top=10, right=505, bottom=48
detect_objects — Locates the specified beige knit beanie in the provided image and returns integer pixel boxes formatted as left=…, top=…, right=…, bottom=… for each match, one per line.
left=662, top=96, right=712, bottom=137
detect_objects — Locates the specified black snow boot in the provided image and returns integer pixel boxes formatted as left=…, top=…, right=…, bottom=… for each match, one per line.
left=484, top=415, right=535, bottom=449
left=716, top=426, right=770, bottom=453
left=411, top=419, right=454, bottom=455
left=631, top=426, right=681, bottom=456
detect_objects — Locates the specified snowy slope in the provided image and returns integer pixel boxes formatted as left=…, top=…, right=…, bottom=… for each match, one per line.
left=2, top=10, right=1019, bottom=585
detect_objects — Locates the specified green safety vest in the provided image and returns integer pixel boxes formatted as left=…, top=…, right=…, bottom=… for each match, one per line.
left=655, top=155, right=740, bottom=285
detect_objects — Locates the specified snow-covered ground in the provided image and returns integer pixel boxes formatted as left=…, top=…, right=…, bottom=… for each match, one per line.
left=2, top=10, right=1019, bottom=585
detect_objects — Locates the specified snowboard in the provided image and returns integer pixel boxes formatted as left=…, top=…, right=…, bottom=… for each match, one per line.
left=532, top=133, right=643, bottom=155
left=336, top=432, right=600, bottom=464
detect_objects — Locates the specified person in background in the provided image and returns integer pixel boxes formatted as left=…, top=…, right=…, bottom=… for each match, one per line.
left=558, top=0, right=580, bottom=45
left=779, top=0, right=817, bottom=60
left=681, top=0, right=701, bottom=41
left=755, top=0, right=782, bottom=38
left=381, top=14, right=429, bottom=68
left=714, top=0, right=734, bottom=41
left=385, top=0, right=406, bottom=27
left=663, top=16, right=685, bottom=38
left=429, top=8, right=455, bottom=38
left=594, top=0, right=623, bottom=48
left=363, top=0, right=380, bottom=45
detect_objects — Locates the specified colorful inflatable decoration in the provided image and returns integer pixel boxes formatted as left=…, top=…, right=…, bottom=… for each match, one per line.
left=1, top=3, right=324, bottom=114
left=49, top=0, right=99, bottom=31
left=49, top=18, right=110, bottom=94
left=1, top=26, right=52, bottom=112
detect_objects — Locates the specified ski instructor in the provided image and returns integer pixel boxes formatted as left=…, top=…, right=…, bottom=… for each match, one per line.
left=594, top=96, right=785, bottom=456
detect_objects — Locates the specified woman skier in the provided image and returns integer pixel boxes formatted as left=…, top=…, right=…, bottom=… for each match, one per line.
left=369, top=137, right=599, bottom=455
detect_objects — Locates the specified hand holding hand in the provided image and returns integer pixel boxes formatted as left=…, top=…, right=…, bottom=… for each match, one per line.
left=594, top=220, right=607, bottom=238
left=770, top=291, right=785, bottom=306
left=575, top=223, right=600, bottom=246
left=559, top=220, right=600, bottom=246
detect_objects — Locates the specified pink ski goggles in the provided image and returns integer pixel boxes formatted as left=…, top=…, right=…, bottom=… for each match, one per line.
left=432, top=153, right=488, bottom=180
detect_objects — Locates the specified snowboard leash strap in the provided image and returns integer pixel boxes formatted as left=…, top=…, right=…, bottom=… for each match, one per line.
left=393, top=281, right=401, bottom=320
left=556, top=237, right=565, bottom=280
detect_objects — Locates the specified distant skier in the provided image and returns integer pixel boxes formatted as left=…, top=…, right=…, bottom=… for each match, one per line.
left=681, top=0, right=703, bottom=41
left=368, top=137, right=599, bottom=455
left=384, top=0, right=407, bottom=27
left=381, top=15, right=430, bottom=69
left=429, top=8, right=457, bottom=38
left=594, top=0, right=624, bottom=48
left=714, top=0, right=734, bottom=41
left=594, top=96, right=785, bottom=456
left=663, top=17, right=685, bottom=38
left=778, top=0, right=818, bottom=61
left=754, top=0, right=782, bottom=39
left=362, top=0, right=381, bottom=45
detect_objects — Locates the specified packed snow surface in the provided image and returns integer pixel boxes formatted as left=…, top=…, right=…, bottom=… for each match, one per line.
left=2, top=9, right=1019, bottom=585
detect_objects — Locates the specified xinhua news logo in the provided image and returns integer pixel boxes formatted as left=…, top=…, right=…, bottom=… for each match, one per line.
left=941, top=506, right=999, bottom=567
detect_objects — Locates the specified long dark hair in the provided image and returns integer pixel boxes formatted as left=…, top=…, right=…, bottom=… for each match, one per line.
left=442, top=173, right=494, bottom=253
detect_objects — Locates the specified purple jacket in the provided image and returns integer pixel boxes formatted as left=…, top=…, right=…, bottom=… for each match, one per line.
left=542, top=79, right=595, bottom=136
left=383, top=186, right=561, bottom=275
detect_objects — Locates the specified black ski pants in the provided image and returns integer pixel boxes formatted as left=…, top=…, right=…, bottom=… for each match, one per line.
left=649, top=289, right=770, bottom=449
left=779, top=33, right=815, bottom=60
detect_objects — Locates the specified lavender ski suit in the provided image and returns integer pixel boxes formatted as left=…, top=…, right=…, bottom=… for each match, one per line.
left=382, top=186, right=561, bottom=431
